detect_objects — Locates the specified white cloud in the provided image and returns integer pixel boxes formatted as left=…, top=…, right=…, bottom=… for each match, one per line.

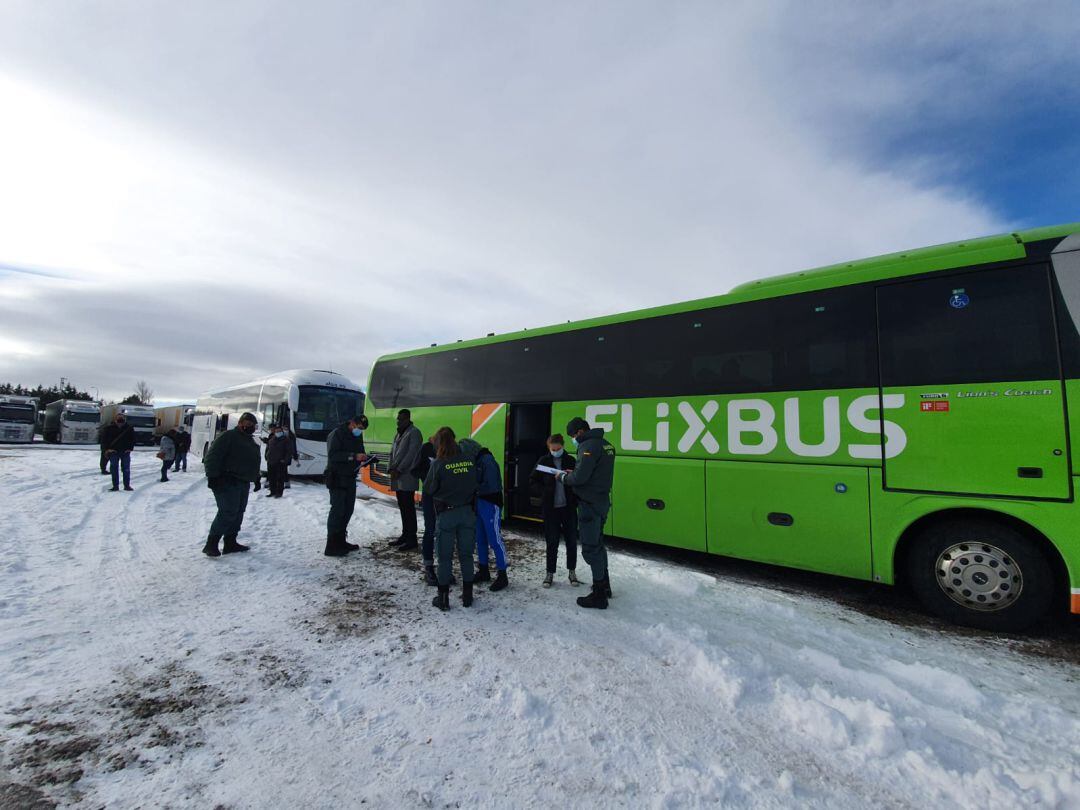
left=2, top=1, right=1071, bottom=401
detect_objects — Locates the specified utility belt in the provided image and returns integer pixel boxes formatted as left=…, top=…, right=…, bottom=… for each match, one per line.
left=434, top=497, right=475, bottom=514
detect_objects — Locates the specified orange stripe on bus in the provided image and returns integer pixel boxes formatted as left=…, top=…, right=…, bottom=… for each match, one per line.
left=471, top=402, right=502, bottom=436
left=1071, top=591, right=1080, bottom=615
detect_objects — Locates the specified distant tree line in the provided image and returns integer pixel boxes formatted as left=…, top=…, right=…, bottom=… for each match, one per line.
left=0, top=381, right=95, bottom=407
left=0, top=379, right=155, bottom=407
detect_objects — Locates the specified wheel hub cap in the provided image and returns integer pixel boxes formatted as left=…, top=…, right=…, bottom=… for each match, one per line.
left=935, top=542, right=1022, bottom=612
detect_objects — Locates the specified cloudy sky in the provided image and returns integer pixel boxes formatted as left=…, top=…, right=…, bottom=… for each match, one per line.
left=0, top=1, right=1077, bottom=403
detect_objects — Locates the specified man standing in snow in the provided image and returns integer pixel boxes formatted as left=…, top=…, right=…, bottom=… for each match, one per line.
left=202, top=411, right=262, bottom=557
left=323, top=414, right=368, bottom=556
left=100, top=412, right=137, bottom=491
left=558, top=417, right=616, bottom=609
left=387, top=408, right=422, bottom=551
left=173, top=425, right=191, bottom=472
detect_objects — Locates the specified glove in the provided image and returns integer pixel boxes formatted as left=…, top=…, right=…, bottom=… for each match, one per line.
left=253, top=479, right=262, bottom=492
left=208, top=477, right=223, bottom=491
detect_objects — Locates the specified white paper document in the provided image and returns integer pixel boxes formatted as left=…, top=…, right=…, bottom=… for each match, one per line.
left=534, top=464, right=562, bottom=476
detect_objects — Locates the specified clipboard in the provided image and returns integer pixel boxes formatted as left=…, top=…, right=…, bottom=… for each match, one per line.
left=535, top=464, right=562, bottom=476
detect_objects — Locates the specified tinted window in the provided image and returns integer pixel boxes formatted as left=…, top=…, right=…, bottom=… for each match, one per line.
left=1051, top=248, right=1080, bottom=378
left=368, top=285, right=877, bottom=407
left=878, top=264, right=1059, bottom=387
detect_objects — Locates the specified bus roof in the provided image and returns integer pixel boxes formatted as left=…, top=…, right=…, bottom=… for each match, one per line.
left=378, top=222, right=1080, bottom=362
left=197, top=369, right=363, bottom=399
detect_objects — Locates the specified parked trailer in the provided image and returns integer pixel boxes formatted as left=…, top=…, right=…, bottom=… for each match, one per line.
left=43, top=399, right=101, bottom=444
left=99, top=403, right=157, bottom=446
left=153, top=404, right=195, bottom=443
left=0, top=396, right=37, bottom=443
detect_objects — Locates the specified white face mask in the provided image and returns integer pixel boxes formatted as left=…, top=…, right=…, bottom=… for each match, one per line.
left=551, top=448, right=564, bottom=458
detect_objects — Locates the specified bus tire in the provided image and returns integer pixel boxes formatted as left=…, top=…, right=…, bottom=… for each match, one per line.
left=907, top=518, right=1053, bottom=633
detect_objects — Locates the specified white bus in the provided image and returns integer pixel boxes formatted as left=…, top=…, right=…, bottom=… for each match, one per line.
left=0, top=396, right=37, bottom=443
left=43, top=399, right=101, bottom=444
left=99, top=403, right=157, bottom=445
left=190, top=370, right=364, bottom=477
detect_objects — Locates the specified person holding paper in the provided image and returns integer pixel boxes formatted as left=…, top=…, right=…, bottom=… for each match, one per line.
left=557, top=417, right=616, bottom=609
left=532, top=433, right=580, bottom=588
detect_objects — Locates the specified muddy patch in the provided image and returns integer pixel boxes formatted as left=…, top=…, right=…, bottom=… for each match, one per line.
left=306, top=570, right=402, bottom=638
left=3, top=660, right=234, bottom=803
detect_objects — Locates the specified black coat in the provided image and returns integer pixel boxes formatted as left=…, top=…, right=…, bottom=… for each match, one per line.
left=531, top=452, right=577, bottom=513
left=265, top=433, right=292, bottom=465
left=175, top=431, right=192, bottom=453
left=100, top=423, right=137, bottom=454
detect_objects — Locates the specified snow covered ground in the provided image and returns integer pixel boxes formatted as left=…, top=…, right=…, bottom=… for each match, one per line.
left=1, top=445, right=1078, bottom=809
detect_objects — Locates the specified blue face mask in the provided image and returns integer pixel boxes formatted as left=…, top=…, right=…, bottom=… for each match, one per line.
left=571, top=437, right=579, bottom=447
left=551, top=448, right=564, bottom=458
left=275, top=431, right=284, bottom=438
left=352, top=428, right=363, bottom=437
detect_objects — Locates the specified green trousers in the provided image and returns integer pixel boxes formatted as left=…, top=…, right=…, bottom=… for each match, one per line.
left=436, top=507, right=476, bottom=587
left=577, top=500, right=610, bottom=582
left=327, top=483, right=357, bottom=535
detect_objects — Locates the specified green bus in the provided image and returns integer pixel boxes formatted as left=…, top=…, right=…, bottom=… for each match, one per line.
left=362, top=223, right=1080, bottom=631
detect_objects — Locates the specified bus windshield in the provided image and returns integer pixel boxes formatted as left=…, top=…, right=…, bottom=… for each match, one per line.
left=0, top=405, right=34, bottom=423
left=296, top=386, right=363, bottom=441
left=124, top=415, right=156, bottom=428
left=64, top=411, right=99, bottom=423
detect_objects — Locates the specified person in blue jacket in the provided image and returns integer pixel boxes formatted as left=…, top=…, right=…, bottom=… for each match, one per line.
left=460, top=438, right=509, bottom=591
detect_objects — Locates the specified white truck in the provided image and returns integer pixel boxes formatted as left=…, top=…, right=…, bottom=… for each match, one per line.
left=43, top=399, right=101, bottom=444
left=99, top=403, right=157, bottom=446
left=0, top=396, right=37, bottom=443
left=153, top=404, right=195, bottom=443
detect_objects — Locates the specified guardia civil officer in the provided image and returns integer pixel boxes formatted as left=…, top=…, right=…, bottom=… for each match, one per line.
left=324, top=415, right=368, bottom=557
left=424, top=426, right=478, bottom=610
left=202, top=411, right=262, bottom=557
left=557, top=417, right=616, bottom=609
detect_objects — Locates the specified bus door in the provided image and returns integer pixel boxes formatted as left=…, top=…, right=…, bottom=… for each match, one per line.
left=876, top=263, right=1071, bottom=499
left=504, top=403, right=550, bottom=520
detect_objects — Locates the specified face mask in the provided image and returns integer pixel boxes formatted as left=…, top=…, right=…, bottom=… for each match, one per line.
left=275, top=431, right=284, bottom=438
left=571, top=437, right=578, bottom=447
left=352, top=428, right=362, bottom=437
left=551, top=448, right=564, bottom=458
left=241, top=423, right=256, bottom=434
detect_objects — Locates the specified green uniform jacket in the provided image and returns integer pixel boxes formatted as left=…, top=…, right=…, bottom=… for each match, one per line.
left=563, top=428, right=616, bottom=506
left=203, top=427, right=261, bottom=484
left=423, top=449, right=478, bottom=508
left=325, top=424, right=366, bottom=488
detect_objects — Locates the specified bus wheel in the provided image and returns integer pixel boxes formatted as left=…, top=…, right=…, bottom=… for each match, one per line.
left=907, top=518, right=1053, bottom=633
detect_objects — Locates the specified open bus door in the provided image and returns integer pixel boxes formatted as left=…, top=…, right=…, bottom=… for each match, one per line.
left=504, top=404, right=551, bottom=521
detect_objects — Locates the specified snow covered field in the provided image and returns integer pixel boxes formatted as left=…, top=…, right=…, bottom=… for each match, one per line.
left=1, top=446, right=1078, bottom=809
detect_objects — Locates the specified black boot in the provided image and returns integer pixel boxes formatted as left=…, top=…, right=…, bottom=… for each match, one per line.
left=473, top=563, right=491, bottom=583
left=222, top=534, right=250, bottom=554
left=489, top=569, right=509, bottom=592
left=432, top=586, right=450, bottom=611
left=324, top=532, right=348, bottom=557
left=202, top=534, right=221, bottom=557
left=600, top=576, right=613, bottom=599
left=462, top=582, right=474, bottom=607
left=395, top=535, right=419, bottom=552
left=424, top=564, right=438, bottom=586
left=343, top=532, right=359, bottom=552
left=388, top=535, right=406, bottom=548
left=576, top=584, right=609, bottom=609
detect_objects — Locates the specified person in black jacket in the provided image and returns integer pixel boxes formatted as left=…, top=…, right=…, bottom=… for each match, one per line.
left=172, top=425, right=192, bottom=472
left=264, top=424, right=292, bottom=498
left=202, top=412, right=262, bottom=556
left=100, top=413, right=137, bottom=491
left=423, top=427, right=478, bottom=610
left=531, top=433, right=580, bottom=588
left=323, top=415, right=368, bottom=556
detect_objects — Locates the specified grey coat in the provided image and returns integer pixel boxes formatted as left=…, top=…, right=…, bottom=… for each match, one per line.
left=159, top=434, right=177, bottom=461
left=389, top=423, right=423, bottom=492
